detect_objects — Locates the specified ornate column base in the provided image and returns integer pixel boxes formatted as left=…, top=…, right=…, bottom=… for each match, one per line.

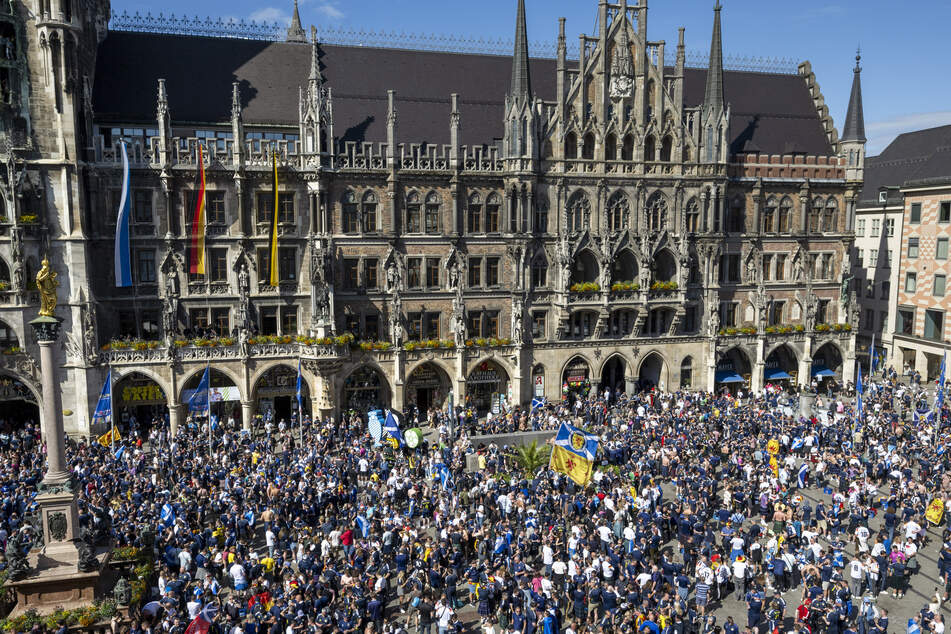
left=33, top=489, right=81, bottom=568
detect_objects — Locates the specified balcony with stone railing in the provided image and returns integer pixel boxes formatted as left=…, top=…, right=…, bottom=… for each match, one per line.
left=98, top=337, right=349, bottom=366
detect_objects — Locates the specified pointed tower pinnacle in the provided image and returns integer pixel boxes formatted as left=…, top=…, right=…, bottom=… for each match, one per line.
left=309, top=25, right=321, bottom=82
left=841, top=49, right=866, bottom=143
left=510, top=0, right=532, bottom=100
left=286, top=0, right=306, bottom=43
left=703, top=0, right=724, bottom=116
left=231, top=82, right=241, bottom=119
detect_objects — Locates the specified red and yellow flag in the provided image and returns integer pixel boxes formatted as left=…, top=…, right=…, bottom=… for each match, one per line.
left=268, top=153, right=280, bottom=286
left=189, top=145, right=207, bottom=275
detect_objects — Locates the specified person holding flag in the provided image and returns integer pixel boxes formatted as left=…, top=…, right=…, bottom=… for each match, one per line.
left=549, top=422, right=599, bottom=486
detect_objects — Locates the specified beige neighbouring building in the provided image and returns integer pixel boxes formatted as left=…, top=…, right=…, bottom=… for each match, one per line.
left=0, top=0, right=862, bottom=435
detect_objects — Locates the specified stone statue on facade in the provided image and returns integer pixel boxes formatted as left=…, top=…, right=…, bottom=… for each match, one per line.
left=707, top=305, right=720, bottom=336
left=36, top=256, right=58, bottom=317
left=512, top=296, right=525, bottom=346
left=385, top=252, right=403, bottom=294
left=165, top=266, right=180, bottom=298
left=389, top=297, right=403, bottom=347
left=556, top=239, right=571, bottom=292
left=314, top=285, right=330, bottom=322
left=238, top=263, right=250, bottom=297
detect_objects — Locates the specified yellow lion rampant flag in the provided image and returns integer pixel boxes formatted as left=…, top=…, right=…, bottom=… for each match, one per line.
left=550, top=422, right=600, bottom=486
left=97, top=425, right=120, bottom=447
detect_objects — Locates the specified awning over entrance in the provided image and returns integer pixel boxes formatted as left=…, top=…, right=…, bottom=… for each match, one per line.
left=812, top=366, right=836, bottom=378
left=715, top=370, right=745, bottom=384
left=764, top=368, right=792, bottom=380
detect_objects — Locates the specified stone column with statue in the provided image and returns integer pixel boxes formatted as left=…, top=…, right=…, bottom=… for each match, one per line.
left=8, top=257, right=105, bottom=614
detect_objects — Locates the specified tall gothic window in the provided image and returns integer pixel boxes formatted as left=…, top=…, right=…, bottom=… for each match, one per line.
left=467, top=193, right=482, bottom=234
left=342, top=191, right=359, bottom=234
left=647, top=194, right=668, bottom=232
left=566, top=191, right=589, bottom=233
left=809, top=197, right=823, bottom=233
left=660, top=135, right=673, bottom=162
left=763, top=197, right=777, bottom=233
left=362, top=191, right=378, bottom=232
left=607, top=192, right=629, bottom=232
left=644, top=135, right=656, bottom=162
left=823, top=198, right=838, bottom=233
left=486, top=193, right=502, bottom=233
left=582, top=134, right=595, bottom=160
left=621, top=135, right=634, bottom=161
left=424, top=192, right=440, bottom=234
left=405, top=191, right=421, bottom=233
left=779, top=197, right=792, bottom=233
left=728, top=197, right=745, bottom=233
left=564, top=132, right=577, bottom=159
left=605, top=134, right=617, bottom=161
left=685, top=198, right=700, bottom=233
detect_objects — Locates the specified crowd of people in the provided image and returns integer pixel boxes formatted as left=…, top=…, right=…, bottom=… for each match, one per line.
left=0, top=366, right=949, bottom=634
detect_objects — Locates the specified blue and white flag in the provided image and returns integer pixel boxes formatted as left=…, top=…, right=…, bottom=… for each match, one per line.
left=936, top=353, right=947, bottom=422
left=791, top=437, right=804, bottom=451
left=114, top=142, right=133, bottom=287
left=92, top=370, right=113, bottom=427
left=797, top=463, right=808, bottom=488
left=188, top=367, right=210, bottom=415
left=356, top=515, right=370, bottom=538
left=367, top=409, right=384, bottom=444
left=295, top=359, right=303, bottom=413
left=160, top=503, right=175, bottom=525
left=383, top=410, right=403, bottom=447
left=114, top=445, right=125, bottom=460
left=530, top=396, right=546, bottom=411
left=869, top=333, right=877, bottom=374
left=855, top=365, right=864, bottom=429
left=436, top=463, right=453, bottom=490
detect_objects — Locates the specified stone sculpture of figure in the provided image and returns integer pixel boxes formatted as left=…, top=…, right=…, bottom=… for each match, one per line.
left=453, top=313, right=466, bottom=348
left=76, top=524, right=98, bottom=573
left=707, top=306, right=720, bottom=335
left=113, top=577, right=131, bottom=606
left=238, top=263, right=250, bottom=297
left=166, top=267, right=180, bottom=297
left=314, top=285, right=330, bottom=319
left=36, top=256, right=58, bottom=317
left=390, top=299, right=403, bottom=347
left=746, top=253, right=758, bottom=285
left=513, top=313, right=524, bottom=346
left=792, top=253, right=804, bottom=282
left=385, top=257, right=402, bottom=294
left=12, top=263, right=22, bottom=293
left=5, top=527, right=31, bottom=580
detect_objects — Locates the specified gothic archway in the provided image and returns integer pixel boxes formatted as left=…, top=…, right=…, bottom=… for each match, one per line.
left=342, top=364, right=391, bottom=413
left=638, top=352, right=668, bottom=391
left=405, top=361, right=452, bottom=417
left=253, top=364, right=311, bottom=423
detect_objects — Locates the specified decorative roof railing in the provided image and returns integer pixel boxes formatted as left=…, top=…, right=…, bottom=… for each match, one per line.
left=108, top=11, right=799, bottom=75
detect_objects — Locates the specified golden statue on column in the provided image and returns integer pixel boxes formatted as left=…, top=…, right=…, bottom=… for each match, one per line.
left=36, top=257, right=58, bottom=317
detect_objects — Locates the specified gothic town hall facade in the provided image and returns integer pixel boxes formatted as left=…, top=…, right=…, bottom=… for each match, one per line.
left=0, top=0, right=864, bottom=434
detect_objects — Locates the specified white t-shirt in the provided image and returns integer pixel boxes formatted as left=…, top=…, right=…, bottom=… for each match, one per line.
left=436, top=605, right=453, bottom=628
left=229, top=563, right=247, bottom=585
left=732, top=560, right=748, bottom=579
left=849, top=560, right=864, bottom=579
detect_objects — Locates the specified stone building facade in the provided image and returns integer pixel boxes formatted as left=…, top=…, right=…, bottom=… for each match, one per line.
left=0, top=0, right=861, bottom=434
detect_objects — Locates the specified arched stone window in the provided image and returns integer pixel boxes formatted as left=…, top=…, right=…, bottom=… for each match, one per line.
left=621, top=134, right=634, bottom=161
left=405, top=191, right=421, bottom=233
left=342, top=190, right=359, bottom=234
left=763, top=197, right=777, bottom=233
left=605, top=134, right=617, bottom=161
left=566, top=191, right=590, bottom=233
left=823, top=198, right=838, bottom=232
left=779, top=197, right=792, bottom=233
left=424, top=191, right=440, bottom=234
left=564, top=132, right=577, bottom=159
left=809, top=197, right=823, bottom=233
left=582, top=133, right=595, bottom=160
left=486, top=193, right=502, bottom=233
left=685, top=198, right=700, bottom=233
left=660, top=135, right=673, bottom=162
left=644, top=135, right=655, bottom=162
left=607, top=192, right=629, bottom=232
left=680, top=356, right=693, bottom=389
left=728, top=197, right=745, bottom=233
left=467, top=192, right=482, bottom=234
left=647, top=194, right=667, bottom=232
left=362, top=191, right=377, bottom=233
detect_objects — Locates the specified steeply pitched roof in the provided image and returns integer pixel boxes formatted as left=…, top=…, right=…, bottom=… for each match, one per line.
left=859, top=125, right=951, bottom=205
left=841, top=54, right=865, bottom=143
left=92, top=30, right=834, bottom=155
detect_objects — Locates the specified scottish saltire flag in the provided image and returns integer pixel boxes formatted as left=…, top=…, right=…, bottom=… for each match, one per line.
left=797, top=463, right=808, bottom=488
left=295, top=359, right=303, bottom=413
left=383, top=410, right=403, bottom=447
left=188, top=367, right=210, bottom=414
left=183, top=601, right=218, bottom=634
left=160, top=503, right=175, bottom=524
left=92, top=370, right=113, bottom=427
left=114, top=142, right=133, bottom=287
left=530, top=396, right=546, bottom=411
left=437, top=463, right=453, bottom=490
left=550, top=422, right=599, bottom=486
left=791, top=437, right=804, bottom=451
left=355, top=515, right=369, bottom=538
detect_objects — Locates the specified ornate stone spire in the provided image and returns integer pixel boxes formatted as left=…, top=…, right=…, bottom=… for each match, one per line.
left=309, top=25, right=321, bottom=83
left=510, top=0, right=531, bottom=100
left=609, top=15, right=634, bottom=98
left=841, top=49, right=866, bottom=143
left=703, top=0, right=724, bottom=116
left=286, top=0, right=306, bottom=43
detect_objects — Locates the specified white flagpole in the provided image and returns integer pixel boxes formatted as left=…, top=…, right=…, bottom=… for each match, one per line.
left=298, top=356, right=303, bottom=448
left=868, top=333, right=875, bottom=379
left=206, top=363, right=212, bottom=454
left=108, top=368, right=114, bottom=451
